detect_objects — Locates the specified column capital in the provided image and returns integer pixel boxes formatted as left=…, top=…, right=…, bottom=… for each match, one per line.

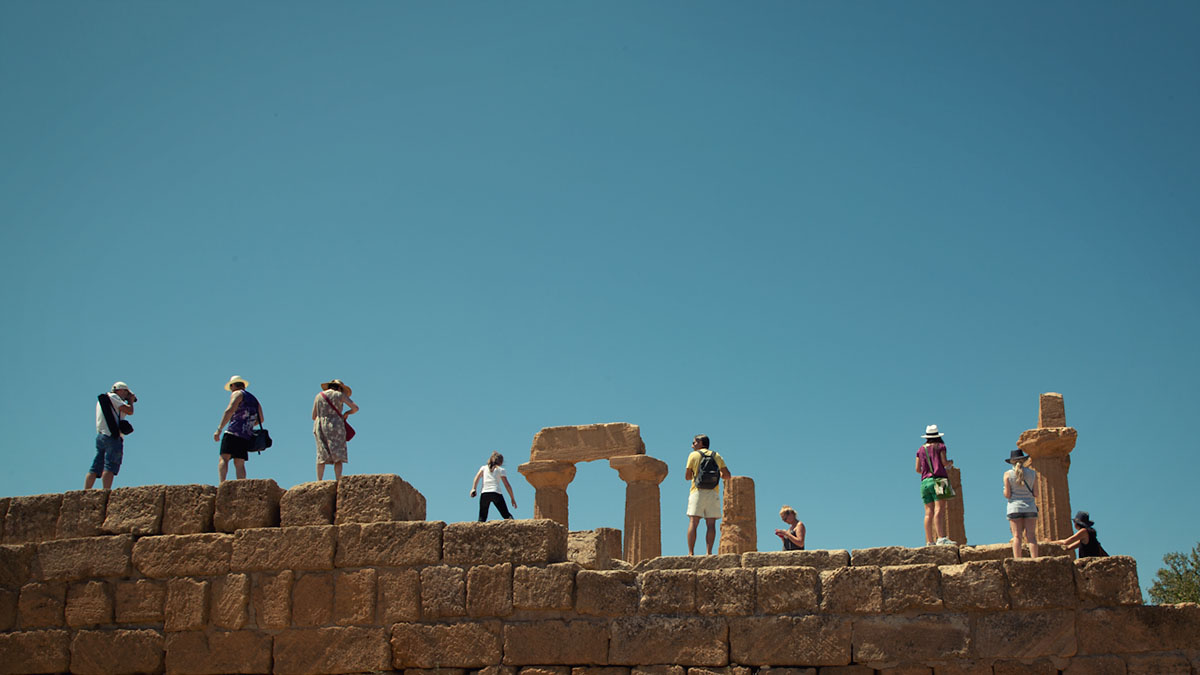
left=517, top=460, right=577, bottom=489
left=1017, top=427, right=1078, bottom=458
left=609, top=455, right=669, bottom=484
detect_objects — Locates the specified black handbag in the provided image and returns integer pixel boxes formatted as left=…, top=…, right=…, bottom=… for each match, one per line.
left=99, top=394, right=133, bottom=435
left=252, top=423, right=272, bottom=453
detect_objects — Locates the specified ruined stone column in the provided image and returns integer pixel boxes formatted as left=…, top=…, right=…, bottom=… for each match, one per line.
left=939, top=461, right=967, bottom=545
left=718, top=476, right=756, bottom=555
left=609, top=455, right=669, bottom=565
left=1016, top=393, right=1078, bottom=542
left=517, top=460, right=577, bottom=528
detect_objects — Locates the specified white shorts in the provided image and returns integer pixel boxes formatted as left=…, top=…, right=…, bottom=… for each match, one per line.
left=687, top=488, right=722, bottom=519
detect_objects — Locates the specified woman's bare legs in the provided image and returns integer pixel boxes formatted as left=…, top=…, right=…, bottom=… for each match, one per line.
left=333, top=462, right=343, bottom=481
left=923, top=502, right=936, bottom=544
left=1009, top=518, right=1025, bottom=558
left=317, top=462, right=326, bottom=480
left=1023, top=518, right=1039, bottom=558
left=933, top=499, right=947, bottom=540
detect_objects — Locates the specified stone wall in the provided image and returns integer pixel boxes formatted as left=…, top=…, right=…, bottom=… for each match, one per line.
left=2, top=479, right=1199, bottom=675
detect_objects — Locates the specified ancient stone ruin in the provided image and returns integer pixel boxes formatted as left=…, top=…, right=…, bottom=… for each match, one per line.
left=1017, top=393, right=1079, bottom=542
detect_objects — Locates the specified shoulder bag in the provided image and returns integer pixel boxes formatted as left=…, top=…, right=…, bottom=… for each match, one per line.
left=923, top=444, right=955, bottom=498
left=98, top=393, right=133, bottom=435
left=321, top=391, right=355, bottom=441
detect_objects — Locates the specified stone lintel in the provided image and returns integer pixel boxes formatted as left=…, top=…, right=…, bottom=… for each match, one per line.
left=530, top=423, right=645, bottom=463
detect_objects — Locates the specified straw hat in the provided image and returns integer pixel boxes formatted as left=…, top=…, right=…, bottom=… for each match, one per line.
left=320, top=379, right=352, bottom=396
left=224, top=375, right=250, bottom=391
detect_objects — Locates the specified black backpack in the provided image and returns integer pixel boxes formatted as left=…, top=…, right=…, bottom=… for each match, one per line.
left=695, top=450, right=721, bottom=489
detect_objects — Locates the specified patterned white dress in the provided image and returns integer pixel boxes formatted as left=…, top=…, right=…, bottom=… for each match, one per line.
left=314, top=390, right=349, bottom=463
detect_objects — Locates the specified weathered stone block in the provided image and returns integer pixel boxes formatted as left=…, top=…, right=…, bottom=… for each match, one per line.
left=165, top=577, right=208, bottom=632
left=100, top=485, right=166, bottom=535
left=421, top=565, right=466, bottom=619
left=728, top=615, right=851, bottom=666
left=610, top=617, right=728, bottom=666
left=70, top=628, right=163, bottom=675
left=874, top=668, right=931, bottom=675
left=335, top=568, right=376, bottom=625
left=0, top=588, right=12, bottom=631
left=530, top=423, right=645, bottom=462
left=4, top=494, right=62, bottom=545
left=990, top=659, right=1060, bottom=675
left=335, top=474, right=425, bottom=524
left=115, top=578, right=165, bottom=624
left=0, top=544, right=36, bottom=589
left=1038, top=392, right=1067, bottom=428
left=1062, top=655, right=1126, bottom=675
left=576, top=570, right=639, bottom=616
left=820, top=566, right=882, bottom=613
left=755, top=566, right=819, bottom=614
left=162, top=484, right=217, bottom=534
left=1076, top=605, right=1200, bottom=654
left=574, top=668, right=629, bottom=675
left=251, top=570, right=292, bottom=629
left=741, top=549, right=850, bottom=570
left=390, top=620, right=503, bottom=668
left=1004, top=556, right=1076, bottom=609
left=409, top=668, right=472, bottom=675
left=852, top=545, right=960, bottom=567
left=568, top=528, right=624, bottom=570
left=1124, top=651, right=1191, bottom=674
left=38, top=534, right=133, bottom=581
left=971, top=610, right=1076, bottom=659
left=335, top=521, right=443, bottom=567
left=232, top=525, right=336, bottom=571
left=56, top=490, right=108, bottom=539
left=929, top=663, right=993, bottom=675
left=165, top=630, right=273, bottom=674
left=0, top=629, right=71, bottom=674
left=468, top=563, right=513, bottom=617
left=940, top=561, right=1009, bottom=611
left=132, top=533, right=232, bottom=578
left=378, top=568, right=421, bottom=623
left=444, top=520, right=568, bottom=565
left=292, top=573, right=333, bottom=627
left=636, top=554, right=741, bottom=571
left=521, top=668, right=569, bottom=675
left=503, top=620, right=609, bottom=665
left=756, top=669, right=816, bottom=675
left=281, top=481, right=337, bottom=527
left=211, top=573, right=250, bottom=629
left=882, top=564, right=943, bottom=612
left=853, top=614, right=969, bottom=662
left=1074, top=556, right=1142, bottom=606
left=633, top=668, right=685, bottom=675
left=275, top=627, right=390, bottom=675
left=958, top=542, right=1069, bottom=562
left=641, top=569, right=696, bottom=614
left=214, top=479, right=283, bottom=532
left=697, top=568, right=754, bottom=616
left=514, top=562, right=577, bottom=611
left=18, top=581, right=64, bottom=627
left=65, top=581, right=112, bottom=627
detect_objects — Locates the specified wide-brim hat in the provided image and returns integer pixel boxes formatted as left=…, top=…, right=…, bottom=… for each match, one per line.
left=111, top=381, right=135, bottom=396
left=1072, top=511, right=1094, bottom=528
left=320, top=379, right=352, bottom=397
left=224, top=375, right=250, bottom=391
left=922, top=424, right=945, bottom=439
left=1006, top=449, right=1029, bottom=464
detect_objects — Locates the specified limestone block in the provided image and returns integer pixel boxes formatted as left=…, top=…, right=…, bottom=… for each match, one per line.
left=0, top=543, right=36, bottom=588
left=1074, top=556, right=1143, bottom=606
left=575, top=668, right=629, bottom=675
left=390, top=620, right=503, bottom=668
left=514, top=562, right=577, bottom=611
left=610, top=616, right=728, bottom=666
left=1124, top=651, right=1192, bottom=674
left=335, top=520, right=443, bottom=567
left=820, top=566, right=882, bottom=613
left=335, top=474, right=425, bottom=524
left=132, top=533, right=232, bottom=578
left=231, top=525, right=336, bottom=571
left=568, top=528, right=623, bottom=570
left=0, top=588, right=12, bottom=631
left=633, top=668, right=685, bottom=675
left=467, top=563, right=513, bottom=618
left=882, top=564, right=943, bottom=612
left=1004, top=557, right=1077, bottom=609
left=811, top=668, right=871, bottom=675
left=636, top=554, right=742, bottom=571
left=4, top=493, right=62, bottom=544
left=251, top=570, right=292, bottom=629
left=56, top=490, right=108, bottom=539
left=211, top=573, right=249, bottom=630
left=755, top=566, right=819, bottom=614
left=335, top=568, right=376, bottom=625
left=718, top=476, right=757, bottom=555
left=114, top=578, right=166, bottom=624
left=728, top=615, right=851, bottom=666
left=530, top=423, right=645, bottom=462
left=958, top=542, right=1069, bottom=562
left=214, top=479, right=283, bottom=532
left=1017, top=428, right=1078, bottom=458
left=697, top=568, right=754, bottom=616
left=421, top=565, right=466, bottom=619
left=1039, top=393, right=1066, bottom=428
left=576, top=570, right=639, bottom=616
left=378, top=568, right=421, bottom=623
left=100, top=485, right=166, bottom=535
left=741, top=549, right=850, bottom=570
left=165, top=630, right=273, bottom=674
left=444, top=520, right=568, bottom=566
left=1076, top=605, right=1200, bottom=654
left=940, top=561, right=1009, bottom=611
left=281, top=481, right=337, bottom=526
left=292, top=573, right=333, bottom=627
left=480, top=667, right=520, bottom=675
left=38, top=534, right=133, bottom=581
left=853, top=614, right=969, bottom=662
left=65, top=581, right=112, bottom=627
left=0, top=629, right=71, bottom=674
left=503, top=619, right=610, bottom=665
left=971, top=610, right=1076, bottom=659
left=852, top=545, right=960, bottom=567
left=640, top=569, right=696, bottom=614
left=18, top=581, right=65, bottom=627
left=928, top=663, right=994, bottom=675
left=1061, top=655, right=1126, bottom=675
left=521, top=669, right=569, bottom=675
left=165, top=577, right=209, bottom=632
left=757, top=669, right=816, bottom=675
left=162, top=484, right=217, bottom=534
left=274, top=627, right=391, bottom=675
left=877, top=668, right=933, bottom=675
left=69, top=628, right=164, bottom=675
left=414, top=669, right=471, bottom=675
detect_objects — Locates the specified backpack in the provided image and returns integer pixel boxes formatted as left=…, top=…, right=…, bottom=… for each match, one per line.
left=694, top=450, right=721, bottom=489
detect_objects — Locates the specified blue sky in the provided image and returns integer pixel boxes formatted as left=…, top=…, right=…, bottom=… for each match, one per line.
left=2, top=2, right=1197, bottom=596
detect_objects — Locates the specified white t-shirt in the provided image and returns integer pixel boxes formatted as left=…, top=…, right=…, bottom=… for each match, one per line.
left=480, top=465, right=506, bottom=493
left=95, top=392, right=127, bottom=437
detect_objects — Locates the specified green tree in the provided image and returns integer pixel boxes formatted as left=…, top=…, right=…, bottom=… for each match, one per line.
left=1148, top=542, right=1200, bottom=605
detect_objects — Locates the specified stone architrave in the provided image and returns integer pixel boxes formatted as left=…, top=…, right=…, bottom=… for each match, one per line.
left=609, top=455, right=669, bottom=565
left=530, top=423, right=646, bottom=463
left=517, top=461, right=577, bottom=528
left=939, top=462, right=967, bottom=545
left=718, top=476, right=756, bottom=555
left=1016, top=392, right=1078, bottom=542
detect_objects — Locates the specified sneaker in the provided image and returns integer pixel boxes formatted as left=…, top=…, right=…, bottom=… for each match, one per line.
left=935, top=537, right=956, bottom=546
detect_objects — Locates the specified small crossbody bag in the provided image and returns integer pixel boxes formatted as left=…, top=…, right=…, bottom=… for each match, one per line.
left=321, top=391, right=355, bottom=441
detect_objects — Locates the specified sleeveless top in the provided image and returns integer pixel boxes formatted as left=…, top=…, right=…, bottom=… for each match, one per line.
left=1005, top=467, right=1038, bottom=515
left=917, top=443, right=948, bottom=479
left=782, top=522, right=804, bottom=551
left=1078, top=528, right=1105, bottom=558
left=226, top=391, right=260, bottom=439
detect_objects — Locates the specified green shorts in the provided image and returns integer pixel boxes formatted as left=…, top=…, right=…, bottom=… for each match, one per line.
left=921, top=477, right=952, bottom=504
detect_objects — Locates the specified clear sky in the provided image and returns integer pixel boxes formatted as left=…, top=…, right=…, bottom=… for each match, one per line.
left=3, top=2, right=1197, bottom=597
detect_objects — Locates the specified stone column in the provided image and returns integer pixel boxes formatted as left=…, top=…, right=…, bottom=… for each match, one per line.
left=609, top=455, right=669, bottom=565
left=517, top=460, right=577, bottom=528
left=938, top=462, right=967, bottom=545
left=718, top=476, right=757, bottom=555
left=1016, top=393, right=1078, bottom=542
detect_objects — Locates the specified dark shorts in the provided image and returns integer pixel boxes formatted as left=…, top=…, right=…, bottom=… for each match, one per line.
left=90, top=433, right=123, bottom=475
left=220, top=433, right=252, bottom=460
left=1008, top=511, right=1038, bottom=520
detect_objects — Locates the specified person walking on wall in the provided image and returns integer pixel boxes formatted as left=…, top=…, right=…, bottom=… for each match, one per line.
left=775, top=505, right=806, bottom=551
left=86, top=381, right=136, bottom=490
left=213, top=375, right=263, bottom=483
left=685, top=434, right=731, bottom=555
left=1050, top=511, right=1108, bottom=559
left=917, top=424, right=955, bottom=546
left=313, top=379, right=358, bottom=481
left=469, top=451, right=517, bottom=521
left=1004, top=449, right=1039, bottom=558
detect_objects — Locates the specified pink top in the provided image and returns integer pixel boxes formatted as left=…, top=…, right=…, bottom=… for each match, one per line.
left=917, top=442, right=948, bottom=479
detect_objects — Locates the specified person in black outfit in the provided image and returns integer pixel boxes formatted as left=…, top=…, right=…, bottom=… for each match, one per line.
left=1051, top=510, right=1107, bottom=558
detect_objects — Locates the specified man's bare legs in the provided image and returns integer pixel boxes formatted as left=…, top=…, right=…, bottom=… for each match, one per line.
left=687, top=515, right=701, bottom=555
left=85, top=472, right=97, bottom=489
left=219, top=455, right=245, bottom=482
left=85, top=471, right=114, bottom=490
left=687, top=515, right=719, bottom=555
left=704, top=517, right=717, bottom=554
left=233, top=458, right=246, bottom=480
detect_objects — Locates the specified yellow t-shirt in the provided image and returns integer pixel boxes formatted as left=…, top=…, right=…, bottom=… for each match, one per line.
left=686, top=449, right=727, bottom=492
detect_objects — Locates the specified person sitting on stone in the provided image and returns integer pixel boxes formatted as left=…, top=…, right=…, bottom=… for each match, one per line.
left=1050, top=510, right=1107, bottom=558
left=774, top=505, right=806, bottom=550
